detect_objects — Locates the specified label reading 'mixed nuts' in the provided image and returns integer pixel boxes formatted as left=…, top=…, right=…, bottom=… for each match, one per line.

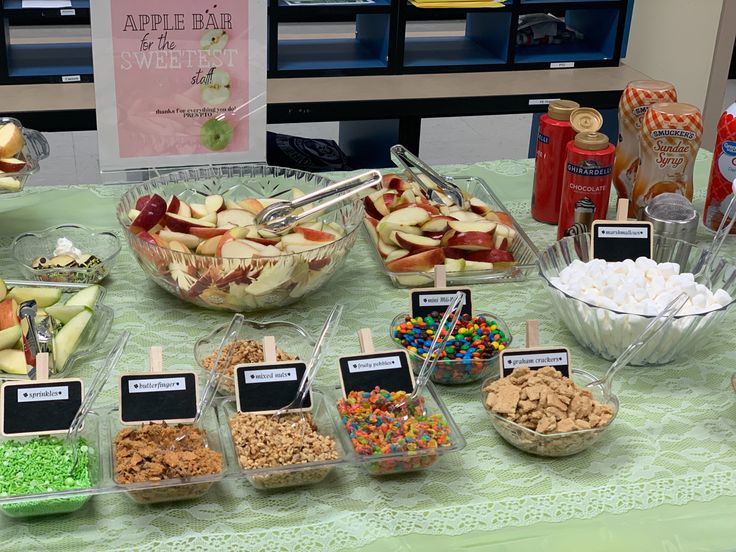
left=235, top=362, right=311, bottom=415
left=1, top=379, right=84, bottom=437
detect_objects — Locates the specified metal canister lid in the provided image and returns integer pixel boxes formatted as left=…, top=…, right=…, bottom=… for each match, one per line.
left=548, top=100, right=580, bottom=121
left=570, top=108, right=603, bottom=133
left=574, top=131, right=610, bottom=151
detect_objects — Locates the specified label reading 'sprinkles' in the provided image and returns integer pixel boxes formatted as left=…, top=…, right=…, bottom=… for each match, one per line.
left=235, top=362, right=311, bottom=415
left=339, top=351, right=414, bottom=396
left=119, top=372, right=198, bottom=424
left=1, top=379, right=83, bottom=437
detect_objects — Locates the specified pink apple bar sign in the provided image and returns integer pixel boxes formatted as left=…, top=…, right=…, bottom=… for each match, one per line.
left=91, top=1, right=266, bottom=171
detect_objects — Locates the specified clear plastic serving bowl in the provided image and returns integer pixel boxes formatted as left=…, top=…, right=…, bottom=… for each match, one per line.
left=218, top=390, right=349, bottom=490
left=538, top=234, right=736, bottom=365
left=11, top=225, right=121, bottom=284
left=329, top=383, right=466, bottom=475
left=194, top=318, right=316, bottom=396
left=116, top=165, right=364, bottom=312
left=481, top=370, right=619, bottom=457
left=389, top=312, right=512, bottom=385
left=0, top=117, right=50, bottom=195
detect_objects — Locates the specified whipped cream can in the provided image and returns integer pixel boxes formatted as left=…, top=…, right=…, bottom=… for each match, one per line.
left=557, top=131, right=615, bottom=240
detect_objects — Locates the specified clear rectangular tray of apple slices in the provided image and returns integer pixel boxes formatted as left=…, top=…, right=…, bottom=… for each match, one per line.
left=0, top=280, right=114, bottom=380
left=364, top=176, right=539, bottom=288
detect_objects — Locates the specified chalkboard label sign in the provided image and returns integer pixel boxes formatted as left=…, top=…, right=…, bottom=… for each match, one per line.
left=499, top=347, right=571, bottom=378
left=338, top=350, right=415, bottom=396
left=591, top=221, right=653, bottom=262
left=410, top=287, right=472, bottom=319
left=119, top=372, right=198, bottom=424
left=234, top=361, right=311, bottom=415
left=1, top=379, right=84, bottom=436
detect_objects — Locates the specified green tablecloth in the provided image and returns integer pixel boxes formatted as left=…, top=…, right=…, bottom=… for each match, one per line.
left=0, top=153, right=734, bottom=552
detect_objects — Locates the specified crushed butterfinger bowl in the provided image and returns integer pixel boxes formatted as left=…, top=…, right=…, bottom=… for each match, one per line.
left=481, top=367, right=618, bottom=457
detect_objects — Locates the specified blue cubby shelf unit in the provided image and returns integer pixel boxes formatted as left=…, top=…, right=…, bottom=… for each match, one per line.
left=513, top=8, right=620, bottom=66
left=276, top=14, right=392, bottom=75
left=7, top=43, right=93, bottom=78
left=403, top=12, right=511, bottom=70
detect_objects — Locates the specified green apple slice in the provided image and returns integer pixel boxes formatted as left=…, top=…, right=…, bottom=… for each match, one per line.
left=65, top=285, right=102, bottom=309
left=445, top=258, right=466, bottom=272
left=0, top=325, right=21, bottom=350
left=8, top=287, right=62, bottom=308
left=45, top=304, right=87, bottom=324
left=0, top=349, right=27, bottom=375
left=52, top=308, right=93, bottom=369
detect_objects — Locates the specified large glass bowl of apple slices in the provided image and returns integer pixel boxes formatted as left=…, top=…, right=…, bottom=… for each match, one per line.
left=116, top=165, right=365, bottom=311
left=0, top=117, right=50, bottom=195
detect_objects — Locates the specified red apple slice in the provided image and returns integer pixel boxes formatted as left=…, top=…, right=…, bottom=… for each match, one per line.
left=0, top=123, right=24, bottom=158
left=421, top=216, right=455, bottom=234
left=415, top=201, right=441, bottom=216
left=493, top=224, right=517, bottom=250
left=294, top=226, right=336, bottom=242
left=466, top=249, right=515, bottom=263
left=443, top=247, right=466, bottom=260
left=378, top=239, right=398, bottom=258
left=364, top=196, right=389, bottom=220
left=448, top=220, right=497, bottom=234
left=159, top=229, right=202, bottom=250
left=469, top=197, right=492, bottom=216
left=190, top=227, right=229, bottom=239
left=217, top=209, right=256, bottom=228
left=239, top=198, right=265, bottom=215
left=177, top=201, right=192, bottom=218
left=365, top=219, right=379, bottom=244
left=485, top=211, right=515, bottom=227
left=0, top=298, right=19, bottom=330
left=164, top=213, right=215, bottom=233
left=190, top=203, right=208, bottom=218
left=0, top=158, right=27, bottom=172
left=205, top=194, right=225, bottom=213
left=195, top=236, right=221, bottom=256
left=167, top=239, right=192, bottom=253
left=385, top=249, right=410, bottom=263
left=130, top=194, right=167, bottom=234
left=446, top=231, right=494, bottom=251
left=167, top=195, right=180, bottom=214
left=385, top=248, right=446, bottom=273
left=394, top=231, right=441, bottom=251
left=219, top=239, right=260, bottom=258
left=449, top=210, right=486, bottom=222
left=378, top=222, right=421, bottom=245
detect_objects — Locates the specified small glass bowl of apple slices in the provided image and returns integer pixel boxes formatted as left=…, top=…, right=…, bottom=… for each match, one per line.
left=116, top=165, right=365, bottom=312
left=12, top=224, right=121, bottom=284
left=0, top=117, right=50, bottom=195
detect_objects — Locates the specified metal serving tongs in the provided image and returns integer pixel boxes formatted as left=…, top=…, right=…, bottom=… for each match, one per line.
left=172, top=314, right=245, bottom=449
left=67, top=331, right=131, bottom=472
left=269, top=304, right=344, bottom=447
left=586, top=293, right=688, bottom=400
left=390, top=144, right=468, bottom=209
left=390, top=291, right=464, bottom=417
left=254, top=170, right=382, bottom=234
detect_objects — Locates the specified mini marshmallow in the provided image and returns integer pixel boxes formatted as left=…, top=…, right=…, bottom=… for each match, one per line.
left=714, top=289, right=733, bottom=306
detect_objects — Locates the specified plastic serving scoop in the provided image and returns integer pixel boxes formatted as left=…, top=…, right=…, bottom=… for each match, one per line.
left=269, top=304, right=344, bottom=446
left=254, top=171, right=382, bottom=234
left=390, top=144, right=468, bottom=209
left=67, top=331, right=131, bottom=472
left=390, top=291, right=464, bottom=416
left=172, top=313, right=244, bottom=449
left=586, top=292, right=687, bottom=398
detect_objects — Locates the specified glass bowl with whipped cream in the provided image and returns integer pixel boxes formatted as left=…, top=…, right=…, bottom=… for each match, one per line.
left=12, top=224, right=121, bottom=284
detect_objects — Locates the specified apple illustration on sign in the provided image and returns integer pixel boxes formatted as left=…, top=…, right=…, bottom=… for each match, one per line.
left=200, top=30, right=228, bottom=54
left=202, top=69, right=231, bottom=106
left=200, top=118, right=234, bottom=151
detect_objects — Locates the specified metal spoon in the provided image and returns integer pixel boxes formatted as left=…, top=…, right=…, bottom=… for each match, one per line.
left=67, top=331, right=131, bottom=472
left=254, top=171, right=382, bottom=234
left=390, top=144, right=468, bottom=209
left=390, top=291, right=465, bottom=416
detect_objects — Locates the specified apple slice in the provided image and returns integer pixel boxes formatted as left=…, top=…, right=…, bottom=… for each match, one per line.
left=0, top=298, right=19, bottom=330
left=0, top=123, right=24, bottom=158
left=64, top=285, right=102, bottom=309
left=384, top=175, right=412, bottom=192
left=53, top=308, right=93, bottom=369
left=0, top=279, right=6, bottom=302
left=469, top=197, right=492, bottom=216
left=177, top=201, right=192, bottom=218
left=421, top=216, right=455, bottom=234
left=127, top=209, right=141, bottom=222
left=205, top=194, right=225, bottom=213
left=135, top=195, right=152, bottom=211
left=8, top=287, right=62, bottom=308
left=200, top=212, right=218, bottom=225
left=0, top=325, right=21, bottom=350
left=494, top=224, right=518, bottom=250
left=167, top=195, right=180, bottom=214
left=377, top=206, right=431, bottom=230
left=239, top=198, right=265, bottom=215
left=485, top=211, right=515, bottom=227
left=130, top=194, right=167, bottom=234
left=294, top=226, right=336, bottom=243
left=446, top=231, right=494, bottom=251
left=378, top=239, right=398, bottom=258
left=394, top=232, right=441, bottom=252
left=385, top=248, right=410, bottom=263
left=377, top=222, right=422, bottom=245
left=190, top=227, right=228, bottom=239
left=364, top=195, right=390, bottom=219
left=159, top=229, right=202, bottom=250
left=465, top=260, right=494, bottom=271
left=190, top=203, right=209, bottom=218
left=195, top=236, right=222, bottom=256
left=365, top=219, right=379, bottom=244
left=449, top=210, right=486, bottom=222
left=0, top=349, right=26, bottom=375
left=165, top=212, right=216, bottom=233
left=217, top=209, right=256, bottom=228
left=446, top=258, right=466, bottom=272
left=219, top=239, right=261, bottom=258
left=0, top=158, right=26, bottom=173
left=385, top=248, right=446, bottom=273
left=448, top=220, right=497, bottom=234
left=45, top=304, right=86, bottom=324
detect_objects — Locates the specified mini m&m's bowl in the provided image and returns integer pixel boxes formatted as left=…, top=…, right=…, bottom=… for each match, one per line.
left=389, top=312, right=512, bottom=385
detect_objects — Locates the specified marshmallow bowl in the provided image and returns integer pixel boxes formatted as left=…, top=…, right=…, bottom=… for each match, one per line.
left=538, top=234, right=736, bottom=365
